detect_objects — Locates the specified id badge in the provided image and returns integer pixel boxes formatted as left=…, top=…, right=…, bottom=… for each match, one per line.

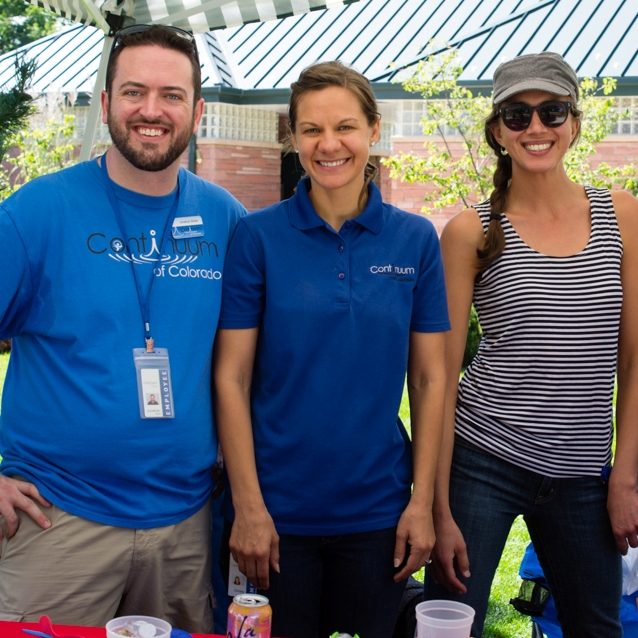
left=133, top=347, right=175, bottom=419
left=228, top=552, right=257, bottom=596
left=172, top=215, right=204, bottom=238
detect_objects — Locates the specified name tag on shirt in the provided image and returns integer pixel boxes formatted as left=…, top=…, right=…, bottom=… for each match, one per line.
left=172, top=215, right=204, bottom=238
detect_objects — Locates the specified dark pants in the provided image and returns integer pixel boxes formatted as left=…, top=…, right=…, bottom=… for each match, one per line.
left=211, top=493, right=231, bottom=633
left=267, top=527, right=406, bottom=638
left=425, top=441, right=622, bottom=638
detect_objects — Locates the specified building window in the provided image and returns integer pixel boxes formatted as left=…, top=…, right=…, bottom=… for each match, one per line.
left=611, top=97, right=638, bottom=135
left=393, top=100, right=474, bottom=138
left=396, top=101, right=428, bottom=137
left=198, top=103, right=278, bottom=142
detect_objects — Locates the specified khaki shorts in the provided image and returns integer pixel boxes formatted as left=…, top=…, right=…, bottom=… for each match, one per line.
left=0, top=500, right=213, bottom=633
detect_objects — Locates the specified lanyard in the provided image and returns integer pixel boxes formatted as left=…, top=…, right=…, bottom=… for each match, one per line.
left=100, top=155, right=181, bottom=352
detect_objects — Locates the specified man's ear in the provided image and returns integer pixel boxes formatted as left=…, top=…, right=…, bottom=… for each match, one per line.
left=101, top=90, right=109, bottom=125
left=192, top=97, right=205, bottom=133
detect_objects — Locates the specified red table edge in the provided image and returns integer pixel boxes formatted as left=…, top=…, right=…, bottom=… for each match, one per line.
left=0, top=620, right=222, bottom=638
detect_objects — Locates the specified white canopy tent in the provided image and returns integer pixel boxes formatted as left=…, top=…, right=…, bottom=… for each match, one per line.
left=27, top=0, right=358, bottom=158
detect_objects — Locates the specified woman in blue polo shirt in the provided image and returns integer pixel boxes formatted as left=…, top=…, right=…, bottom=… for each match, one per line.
left=214, top=61, right=449, bottom=638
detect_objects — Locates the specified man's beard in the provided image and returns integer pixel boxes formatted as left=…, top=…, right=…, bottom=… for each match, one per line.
left=107, top=112, right=194, bottom=172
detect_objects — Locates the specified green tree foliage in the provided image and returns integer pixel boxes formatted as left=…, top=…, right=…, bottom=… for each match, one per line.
left=0, top=107, right=76, bottom=200
left=565, top=76, right=638, bottom=193
left=383, top=48, right=638, bottom=214
left=463, top=305, right=481, bottom=369
left=0, top=55, right=36, bottom=354
left=0, top=54, right=35, bottom=160
left=384, top=49, right=494, bottom=211
left=0, top=0, right=58, bottom=54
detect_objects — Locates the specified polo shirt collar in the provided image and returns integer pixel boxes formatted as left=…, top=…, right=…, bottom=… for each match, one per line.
left=289, top=177, right=384, bottom=234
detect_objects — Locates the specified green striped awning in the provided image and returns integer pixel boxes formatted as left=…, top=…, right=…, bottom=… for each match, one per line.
left=30, top=0, right=358, bottom=33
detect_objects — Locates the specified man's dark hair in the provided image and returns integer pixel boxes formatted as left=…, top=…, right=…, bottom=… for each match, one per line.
left=105, top=25, right=201, bottom=104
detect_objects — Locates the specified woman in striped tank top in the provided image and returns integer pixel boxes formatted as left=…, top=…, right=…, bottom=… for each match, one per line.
left=424, top=52, right=638, bottom=637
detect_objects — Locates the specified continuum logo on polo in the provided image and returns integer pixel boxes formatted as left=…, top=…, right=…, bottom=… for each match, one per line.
left=369, top=263, right=416, bottom=280
left=86, top=228, right=222, bottom=280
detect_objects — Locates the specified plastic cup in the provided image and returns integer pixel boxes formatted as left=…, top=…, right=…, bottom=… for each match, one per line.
left=415, top=600, right=475, bottom=638
left=105, top=615, right=172, bottom=638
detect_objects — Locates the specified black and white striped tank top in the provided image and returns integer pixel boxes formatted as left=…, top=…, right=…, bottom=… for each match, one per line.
left=456, top=187, right=623, bottom=477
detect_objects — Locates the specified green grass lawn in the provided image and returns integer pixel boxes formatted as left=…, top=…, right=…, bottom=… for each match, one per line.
left=400, top=389, right=532, bottom=638
left=0, top=352, right=8, bottom=404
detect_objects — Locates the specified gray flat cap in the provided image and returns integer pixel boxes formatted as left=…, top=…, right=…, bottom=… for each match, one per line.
left=492, top=52, right=579, bottom=104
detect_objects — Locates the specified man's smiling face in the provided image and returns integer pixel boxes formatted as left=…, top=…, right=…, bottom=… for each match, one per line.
left=102, top=44, right=202, bottom=172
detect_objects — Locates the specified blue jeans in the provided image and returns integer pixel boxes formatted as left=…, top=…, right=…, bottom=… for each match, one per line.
left=425, top=440, right=622, bottom=638
left=265, top=527, right=406, bottom=638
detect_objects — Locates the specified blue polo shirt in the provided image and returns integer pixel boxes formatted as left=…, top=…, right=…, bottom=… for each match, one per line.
left=220, top=178, right=449, bottom=535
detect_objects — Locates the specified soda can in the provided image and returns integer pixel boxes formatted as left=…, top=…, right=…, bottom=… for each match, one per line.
left=227, top=593, right=272, bottom=638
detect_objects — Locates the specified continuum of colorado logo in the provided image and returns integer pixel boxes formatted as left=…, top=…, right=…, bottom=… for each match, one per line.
left=86, top=228, right=222, bottom=280
left=369, top=263, right=416, bottom=278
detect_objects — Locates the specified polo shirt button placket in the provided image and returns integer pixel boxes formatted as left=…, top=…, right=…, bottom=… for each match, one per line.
left=335, top=237, right=349, bottom=305
left=337, top=242, right=346, bottom=280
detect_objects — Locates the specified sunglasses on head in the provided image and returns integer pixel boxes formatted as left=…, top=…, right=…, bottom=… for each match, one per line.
left=110, top=24, right=199, bottom=61
left=499, top=100, right=574, bottom=131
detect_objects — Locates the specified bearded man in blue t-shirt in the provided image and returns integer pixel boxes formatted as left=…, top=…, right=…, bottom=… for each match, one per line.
left=0, top=25, right=245, bottom=632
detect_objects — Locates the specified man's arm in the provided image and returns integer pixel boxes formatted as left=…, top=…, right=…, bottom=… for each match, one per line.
left=0, top=204, right=52, bottom=537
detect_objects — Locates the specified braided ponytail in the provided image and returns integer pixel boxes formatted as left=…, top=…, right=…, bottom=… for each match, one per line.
left=477, top=109, right=511, bottom=273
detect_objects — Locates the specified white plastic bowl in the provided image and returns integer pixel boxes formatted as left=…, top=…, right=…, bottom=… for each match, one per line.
left=105, top=615, right=171, bottom=638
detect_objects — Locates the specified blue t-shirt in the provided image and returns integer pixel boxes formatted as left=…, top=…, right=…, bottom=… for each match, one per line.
left=0, top=159, right=245, bottom=528
left=220, top=178, right=449, bottom=535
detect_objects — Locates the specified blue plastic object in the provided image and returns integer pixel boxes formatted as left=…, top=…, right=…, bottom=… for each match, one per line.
left=519, top=543, right=638, bottom=638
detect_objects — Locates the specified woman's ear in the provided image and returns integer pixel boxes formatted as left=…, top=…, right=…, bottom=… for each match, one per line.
left=370, top=115, right=381, bottom=147
left=570, top=117, right=580, bottom=146
left=490, top=120, right=503, bottom=147
left=286, top=123, right=297, bottom=153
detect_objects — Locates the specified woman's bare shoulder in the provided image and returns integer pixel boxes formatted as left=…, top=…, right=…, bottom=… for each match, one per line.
left=611, top=190, right=638, bottom=245
left=441, top=207, right=485, bottom=248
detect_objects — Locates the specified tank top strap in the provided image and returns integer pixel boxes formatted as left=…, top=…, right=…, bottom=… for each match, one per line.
left=472, top=200, right=492, bottom=234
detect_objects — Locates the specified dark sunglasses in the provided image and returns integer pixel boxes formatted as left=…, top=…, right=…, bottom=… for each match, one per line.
left=110, top=24, right=199, bottom=62
left=499, top=100, right=574, bottom=131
